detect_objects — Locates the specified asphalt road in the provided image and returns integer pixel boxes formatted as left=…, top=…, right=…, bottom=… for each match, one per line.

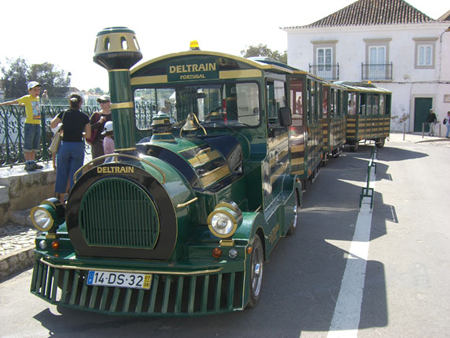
left=1, top=135, right=449, bottom=338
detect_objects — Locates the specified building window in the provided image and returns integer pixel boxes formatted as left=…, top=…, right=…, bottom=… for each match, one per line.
left=317, top=48, right=332, bottom=71
left=369, top=46, right=386, bottom=70
left=414, top=38, right=437, bottom=69
left=311, top=41, right=338, bottom=80
left=363, top=39, right=392, bottom=81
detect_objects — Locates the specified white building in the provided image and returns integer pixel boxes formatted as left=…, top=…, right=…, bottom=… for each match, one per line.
left=283, top=0, right=450, bottom=132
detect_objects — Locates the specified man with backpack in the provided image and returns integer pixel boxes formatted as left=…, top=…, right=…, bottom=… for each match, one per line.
left=426, top=109, right=437, bottom=136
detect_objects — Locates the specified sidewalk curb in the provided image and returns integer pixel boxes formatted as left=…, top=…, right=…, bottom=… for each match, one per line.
left=0, top=247, right=34, bottom=281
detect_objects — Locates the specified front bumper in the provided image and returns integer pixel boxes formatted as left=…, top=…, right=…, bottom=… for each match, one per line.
left=30, top=252, right=247, bottom=316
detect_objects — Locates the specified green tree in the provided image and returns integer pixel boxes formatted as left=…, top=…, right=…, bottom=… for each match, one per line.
left=1, top=57, right=29, bottom=98
left=29, top=63, right=70, bottom=98
left=1, top=58, right=71, bottom=99
left=89, top=87, right=105, bottom=95
left=240, top=44, right=287, bottom=64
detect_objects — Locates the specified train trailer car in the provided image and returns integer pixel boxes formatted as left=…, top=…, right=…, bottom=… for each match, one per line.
left=29, top=27, right=302, bottom=316
left=321, top=81, right=346, bottom=162
left=288, top=70, right=324, bottom=185
left=340, top=82, right=392, bottom=152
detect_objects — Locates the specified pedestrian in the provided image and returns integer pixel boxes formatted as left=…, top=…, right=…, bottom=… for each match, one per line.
left=50, top=93, right=91, bottom=204
left=0, top=81, right=43, bottom=171
left=444, top=111, right=450, bottom=138
left=88, top=95, right=112, bottom=162
left=102, top=121, right=115, bottom=155
left=426, top=109, right=437, bottom=136
left=41, top=89, right=50, bottom=105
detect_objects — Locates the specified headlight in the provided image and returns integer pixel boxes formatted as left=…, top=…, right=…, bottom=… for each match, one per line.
left=207, top=201, right=242, bottom=238
left=30, top=198, right=65, bottom=233
left=30, top=205, right=55, bottom=232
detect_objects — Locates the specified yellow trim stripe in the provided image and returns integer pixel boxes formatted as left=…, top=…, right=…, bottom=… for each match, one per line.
left=40, top=258, right=222, bottom=276
left=188, top=150, right=222, bottom=167
left=111, top=102, right=134, bottom=109
left=108, top=69, right=132, bottom=72
left=200, top=165, right=230, bottom=187
left=131, top=75, right=168, bottom=85
left=219, top=69, right=262, bottom=79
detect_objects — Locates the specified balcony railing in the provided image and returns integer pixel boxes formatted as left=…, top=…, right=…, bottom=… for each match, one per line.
left=309, top=63, right=340, bottom=81
left=361, top=62, right=393, bottom=81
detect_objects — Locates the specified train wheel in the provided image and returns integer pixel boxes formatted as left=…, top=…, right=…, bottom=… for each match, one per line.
left=247, top=235, right=264, bottom=308
left=375, top=138, right=385, bottom=149
left=287, top=191, right=300, bottom=236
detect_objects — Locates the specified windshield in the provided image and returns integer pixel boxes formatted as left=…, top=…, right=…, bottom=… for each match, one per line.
left=134, top=82, right=260, bottom=130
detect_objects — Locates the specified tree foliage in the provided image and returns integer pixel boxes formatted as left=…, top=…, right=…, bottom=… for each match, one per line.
left=89, top=87, right=105, bottom=95
left=1, top=57, right=70, bottom=99
left=29, top=63, right=70, bottom=97
left=240, top=44, right=287, bottom=64
left=1, top=57, right=29, bottom=98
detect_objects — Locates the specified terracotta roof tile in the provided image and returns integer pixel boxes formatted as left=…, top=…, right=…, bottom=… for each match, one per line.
left=286, top=0, right=436, bottom=29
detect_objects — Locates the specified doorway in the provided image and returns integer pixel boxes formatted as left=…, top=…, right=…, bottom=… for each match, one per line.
left=414, top=98, right=433, bottom=132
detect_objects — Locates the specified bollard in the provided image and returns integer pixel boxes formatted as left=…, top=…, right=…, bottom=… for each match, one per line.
left=360, top=147, right=377, bottom=208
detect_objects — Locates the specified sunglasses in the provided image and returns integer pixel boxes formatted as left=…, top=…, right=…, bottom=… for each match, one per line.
left=99, top=100, right=109, bottom=103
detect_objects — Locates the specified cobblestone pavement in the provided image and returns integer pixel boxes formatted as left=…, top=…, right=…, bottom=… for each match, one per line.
left=0, top=223, right=38, bottom=281
left=0, top=224, right=39, bottom=257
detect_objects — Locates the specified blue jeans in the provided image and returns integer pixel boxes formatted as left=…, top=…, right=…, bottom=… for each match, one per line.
left=23, top=123, right=41, bottom=152
left=446, top=124, right=450, bottom=138
left=55, top=142, right=85, bottom=193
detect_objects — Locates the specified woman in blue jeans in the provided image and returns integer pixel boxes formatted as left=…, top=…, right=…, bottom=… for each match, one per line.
left=50, top=94, right=91, bottom=204
left=445, top=111, right=450, bottom=138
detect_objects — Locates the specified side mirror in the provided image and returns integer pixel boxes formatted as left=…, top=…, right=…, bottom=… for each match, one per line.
left=278, top=107, right=292, bottom=126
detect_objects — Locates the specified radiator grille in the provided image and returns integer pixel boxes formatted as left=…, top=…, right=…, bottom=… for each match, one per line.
left=79, top=178, right=160, bottom=249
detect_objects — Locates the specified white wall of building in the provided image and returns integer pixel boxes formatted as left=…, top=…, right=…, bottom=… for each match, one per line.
left=285, top=22, right=450, bottom=132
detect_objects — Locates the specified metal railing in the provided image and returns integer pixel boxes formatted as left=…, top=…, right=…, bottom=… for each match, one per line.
left=309, top=63, right=340, bottom=81
left=0, top=104, right=98, bottom=167
left=361, top=62, right=393, bottom=81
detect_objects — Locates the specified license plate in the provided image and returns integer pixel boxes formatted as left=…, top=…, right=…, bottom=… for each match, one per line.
left=87, top=271, right=152, bottom=290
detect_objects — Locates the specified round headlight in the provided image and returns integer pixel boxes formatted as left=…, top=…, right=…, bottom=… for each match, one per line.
left=207, top=206, right=239, bottom=238
left=30, top=206, right=55, bottom=232
left=211, top=213, right=234, bottom=235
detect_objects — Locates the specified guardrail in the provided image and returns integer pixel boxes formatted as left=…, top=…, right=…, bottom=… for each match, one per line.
left=0, top=105, right=98, bottom=167
left=359, top=147, right=378, bottom=208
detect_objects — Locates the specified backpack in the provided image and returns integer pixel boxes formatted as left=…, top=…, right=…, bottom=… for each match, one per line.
left=444, top=118, right=447, bottom=125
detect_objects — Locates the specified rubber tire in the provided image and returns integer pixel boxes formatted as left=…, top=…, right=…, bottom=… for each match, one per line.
left=246, top=235, right=264, bottom=309
left=287, top=191, right=300, bottom=236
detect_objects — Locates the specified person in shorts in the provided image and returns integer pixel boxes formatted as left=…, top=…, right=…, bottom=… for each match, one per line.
left=0, top=81, right=43, bottom=171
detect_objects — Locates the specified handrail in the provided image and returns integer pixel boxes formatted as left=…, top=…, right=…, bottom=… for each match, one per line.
left=0, top=104, right=99, bottom=167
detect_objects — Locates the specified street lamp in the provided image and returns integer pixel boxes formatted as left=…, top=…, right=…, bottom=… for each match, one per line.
left=440, top=26, right=450, bottom=43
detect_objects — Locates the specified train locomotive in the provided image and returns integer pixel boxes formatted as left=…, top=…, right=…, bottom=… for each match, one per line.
left=29, top=27, right=302, bottom=316
left=29, top=27, right=391, bottom=317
